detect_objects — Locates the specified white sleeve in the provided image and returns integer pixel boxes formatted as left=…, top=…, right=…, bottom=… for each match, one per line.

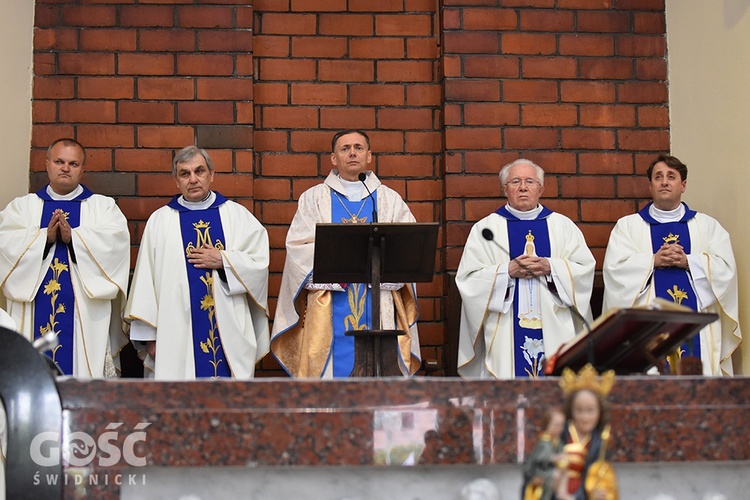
left=548, top=266, right=573, bottom=306
left=686, top=254, right=715, bottom=309
left=218, top=256, right=248, bottom=296
left=129, top=319, right=157, bottom=341
left=488, top=263, right=513, bottom=313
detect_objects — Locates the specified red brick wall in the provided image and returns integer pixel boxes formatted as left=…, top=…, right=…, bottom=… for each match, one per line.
left=30, top=0, right=668, bottom=377
left=443, top=0, right=668, bottom=273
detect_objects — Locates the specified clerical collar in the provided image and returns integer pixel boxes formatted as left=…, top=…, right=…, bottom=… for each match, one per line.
left=649, top=203, right=685, bottom=223
left=337, top=175, right=365, bottom=201
left=47, top=184, right=83, bottom=201
left=178, top=191, right=216, bottom=210
left=505, top=204, right=543, bottom=220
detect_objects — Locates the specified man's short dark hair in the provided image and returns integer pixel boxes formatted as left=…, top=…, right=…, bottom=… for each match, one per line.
left=47, top=138, right=86, bottom=166
left=647, top=154, right=688, bottom=181
left=331, top=130, right=370, bottom=152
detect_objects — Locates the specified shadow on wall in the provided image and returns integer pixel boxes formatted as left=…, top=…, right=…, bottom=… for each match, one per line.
left=724, top=0, right=750, bottom=28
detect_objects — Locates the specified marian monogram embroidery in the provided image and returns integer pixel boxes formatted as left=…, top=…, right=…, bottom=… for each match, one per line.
left=185, top=220, right=224, bottom=256
left=187, top=219, right=226, bottom=378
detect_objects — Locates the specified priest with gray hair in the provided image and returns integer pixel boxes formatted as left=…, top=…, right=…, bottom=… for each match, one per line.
left=456, top=158, right=595, bottom=379
left=125, top=145, right=270, bottom=379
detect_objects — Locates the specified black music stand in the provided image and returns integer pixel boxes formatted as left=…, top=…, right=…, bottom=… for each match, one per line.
left=544, top=307, right=719, bottom=376
left=313, top=222, right=439, bottom=377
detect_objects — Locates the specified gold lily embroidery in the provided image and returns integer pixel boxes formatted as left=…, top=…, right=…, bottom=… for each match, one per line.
left=198, top=272, right=223, bottom=378
left=667, top=285, right=688, bottom=305
left=666, top=285, right=689, bottom=366
left=39, top=258, right=68, bottom=364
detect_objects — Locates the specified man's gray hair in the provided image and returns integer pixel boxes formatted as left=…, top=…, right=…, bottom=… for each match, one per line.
left=499, top=158, right=545, bottom=187
left=172, top=145, right=214, bottom=176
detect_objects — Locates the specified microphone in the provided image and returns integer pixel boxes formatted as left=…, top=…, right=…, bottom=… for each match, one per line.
left=358, top=172, right=378, bottom=223
left=480, top=228, right=509, bottom=255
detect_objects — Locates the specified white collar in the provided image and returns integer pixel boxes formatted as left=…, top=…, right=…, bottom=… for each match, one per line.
left=649, top=203, right=685, bottom=223
left=46, top=184, right=83, bottom=201
left=337, top=175, right=365, bottom=201
left=505, top=204, right=543, bottom=220
left=177, top=191, right=216, bottom=210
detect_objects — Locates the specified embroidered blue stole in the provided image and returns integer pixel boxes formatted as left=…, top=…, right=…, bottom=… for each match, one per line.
left=34, top=185, right=93, bottom=375
left=329, top=189, right=377, bottom=377
left=495, top=205, right=553, bottom=378
left=639, top=202, right=700, bottom=358
left=168, top=194, right=231, bottom=378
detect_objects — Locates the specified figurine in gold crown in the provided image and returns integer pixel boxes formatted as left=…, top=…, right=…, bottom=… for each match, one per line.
left=555, top=364, right=618, bottom=500
left=602, top=154, right=741, bottom=376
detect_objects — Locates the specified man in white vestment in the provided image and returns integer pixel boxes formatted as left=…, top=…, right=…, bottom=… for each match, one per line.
left=0, top=138, right=129, bottom=377
left=271, top=130, right=421, bottom=378
left=603, top=154, right=741, bottom=375
left=125, top=146, right=269, bottom=380
left=456, top=159, right=595, bottom=379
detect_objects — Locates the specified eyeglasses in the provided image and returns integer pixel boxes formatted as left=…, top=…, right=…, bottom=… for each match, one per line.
left=505, top=178, right=540, bottom=188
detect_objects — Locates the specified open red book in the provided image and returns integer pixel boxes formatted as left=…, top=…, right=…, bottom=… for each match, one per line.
left=544, top=300, right=719, bottom=376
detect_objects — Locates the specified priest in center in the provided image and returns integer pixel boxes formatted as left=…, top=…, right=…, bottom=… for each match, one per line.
left=271, top=130, right=421, bottom=378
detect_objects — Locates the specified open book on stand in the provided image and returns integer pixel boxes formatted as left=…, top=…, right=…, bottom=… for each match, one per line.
left=544, top=299, right=719, bottom=376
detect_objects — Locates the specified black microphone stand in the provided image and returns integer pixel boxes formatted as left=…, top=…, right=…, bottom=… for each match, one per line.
left=358, top=172, right=378, bottom=223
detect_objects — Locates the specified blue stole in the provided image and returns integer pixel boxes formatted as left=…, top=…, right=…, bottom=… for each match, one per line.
left=168, top=194, right=231, bottom=378
left=329, top=189, right=377, bottom=377
left=34, top=185, right=93, bottom=375
left=495, top=205, right=554, bottom=378
left=639, top=202, right=700, bottom=358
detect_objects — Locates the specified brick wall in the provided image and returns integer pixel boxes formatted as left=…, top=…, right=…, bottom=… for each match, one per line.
left=443, top=0, right=668, bottom=274
left=30, top=0, right=668, bottom=377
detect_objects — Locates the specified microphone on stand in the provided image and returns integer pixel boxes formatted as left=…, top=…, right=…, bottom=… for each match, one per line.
left=480, top=228, right=510, bottom=256
left=358, top=172, right=378, bottom=223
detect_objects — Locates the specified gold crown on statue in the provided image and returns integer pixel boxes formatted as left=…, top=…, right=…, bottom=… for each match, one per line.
left=526, top=230, right=535, bottom=242
left=559, top=364, right=615, bottom=397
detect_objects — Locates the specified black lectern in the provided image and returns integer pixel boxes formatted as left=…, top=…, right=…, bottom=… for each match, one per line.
left=313, top=222, right=439, bottom=377
left=544, top=306, right=719, bottom=376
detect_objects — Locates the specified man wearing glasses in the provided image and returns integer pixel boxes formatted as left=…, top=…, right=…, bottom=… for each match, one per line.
left=455, top=159, right=595, bottom=379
